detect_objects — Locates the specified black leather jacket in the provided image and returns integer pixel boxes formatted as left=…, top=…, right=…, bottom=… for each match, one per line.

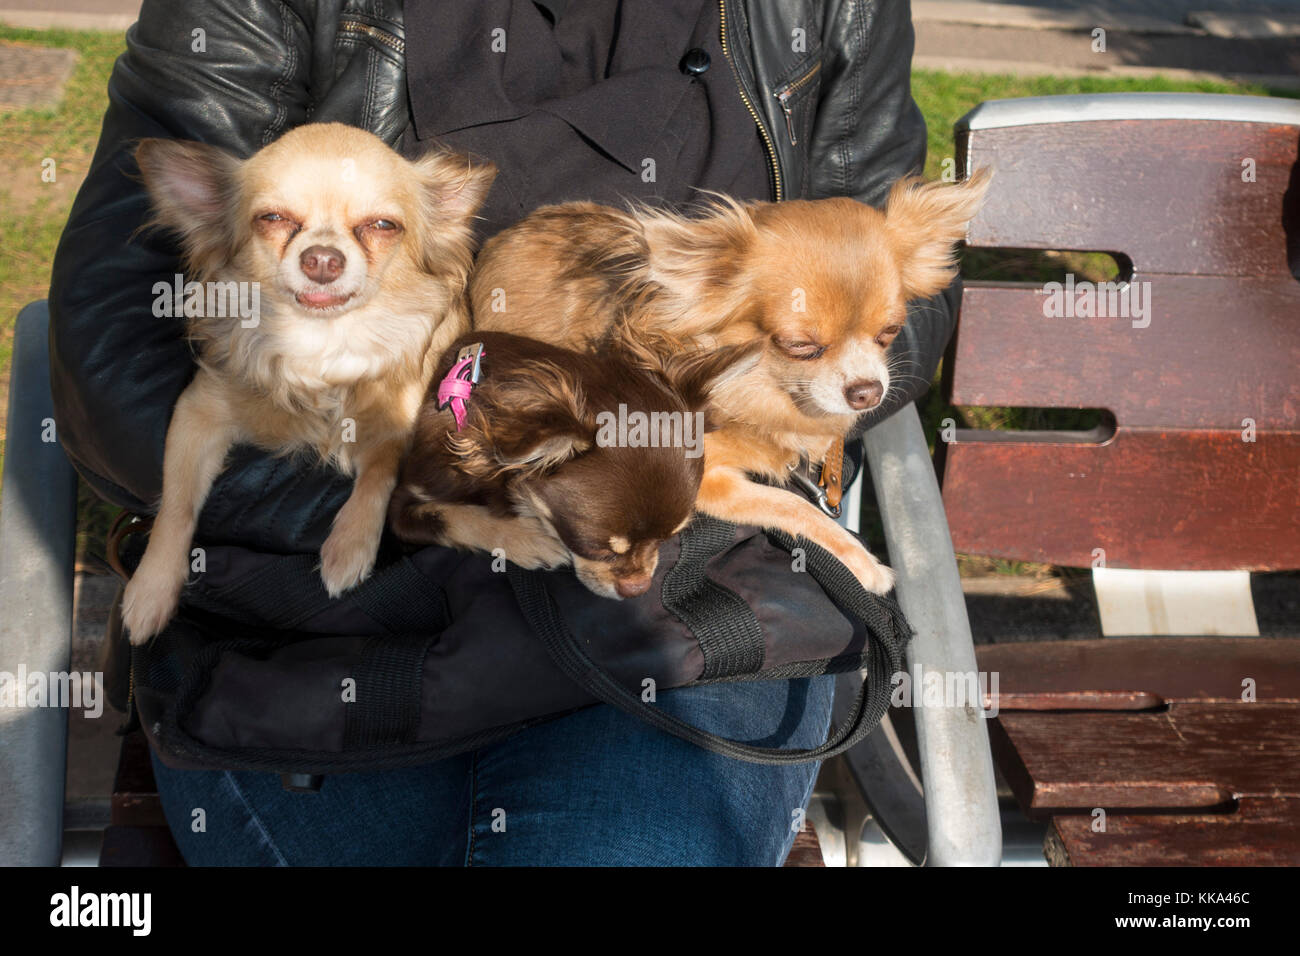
left=50, top=0, right=950, bottom=553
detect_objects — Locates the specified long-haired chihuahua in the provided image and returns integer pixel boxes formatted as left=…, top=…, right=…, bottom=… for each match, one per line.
left=389, top=330, right=757, bottom=599
left=122, top=122, right=495, bottom=642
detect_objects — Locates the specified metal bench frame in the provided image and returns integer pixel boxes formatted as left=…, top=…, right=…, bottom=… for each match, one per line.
left=0, top=301, right=79, bottom=866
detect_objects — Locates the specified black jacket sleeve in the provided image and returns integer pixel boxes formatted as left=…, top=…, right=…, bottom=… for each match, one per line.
left=808, top=0, right=957, bottom=434
left=48, top=0, right=356, bottom=552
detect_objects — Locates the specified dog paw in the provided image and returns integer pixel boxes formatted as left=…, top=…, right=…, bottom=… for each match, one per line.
left=121, top=563, right=185, bottom=645
left=319, top=526, right=379, bottom=597
left=499, top=519, right=572, bottom=570
left=844, top=549, right=897, bottom=595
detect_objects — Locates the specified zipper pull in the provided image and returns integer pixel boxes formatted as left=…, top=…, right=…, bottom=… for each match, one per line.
left=776, top=90, right=797, bottom=146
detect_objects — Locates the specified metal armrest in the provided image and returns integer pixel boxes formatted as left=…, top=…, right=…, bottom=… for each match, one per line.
left=0, top=301, right=79, bottom=866
left=839, top=402, right=1001, bottom=866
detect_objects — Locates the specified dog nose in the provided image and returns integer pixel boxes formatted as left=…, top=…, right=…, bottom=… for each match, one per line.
left=299, top=245, right=345, bottom=284
left=844, top=379, right=884, bottom=410
left=614, top=573, right=654, bottom=599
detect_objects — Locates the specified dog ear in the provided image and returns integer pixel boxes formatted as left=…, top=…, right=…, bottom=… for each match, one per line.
left=414, top=147, right=497, bottom=223
left=411, top=147, right=497, bottom=275
left=134, top=139, right=243, bottom=277
left=451, top=361, right=592, bottom=479
left=650, top=340, right=764, bottom=411
left=491, top=428, right=591, bottom=475
left=885, top=167, right=992, bottom=301
left=637, top=197, right=757, bottom=307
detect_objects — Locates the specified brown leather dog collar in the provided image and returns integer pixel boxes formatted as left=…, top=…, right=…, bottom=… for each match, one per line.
left=819, top=436, right=845, bottom=513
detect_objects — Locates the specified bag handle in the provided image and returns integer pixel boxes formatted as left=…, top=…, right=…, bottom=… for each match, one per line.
left=507, top=528, right=911, bottom=765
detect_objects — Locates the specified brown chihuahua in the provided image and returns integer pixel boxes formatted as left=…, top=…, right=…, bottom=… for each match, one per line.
left=388, top=330, right=757, bottom=599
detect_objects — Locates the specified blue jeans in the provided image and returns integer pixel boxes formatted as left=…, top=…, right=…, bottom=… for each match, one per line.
left=151, top=675, right=835, bottom=866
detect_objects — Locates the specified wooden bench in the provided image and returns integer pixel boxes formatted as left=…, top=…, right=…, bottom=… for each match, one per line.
left=978, top=638, right=1300, bottom=865
left=941, top=93, right=1300, bottom=866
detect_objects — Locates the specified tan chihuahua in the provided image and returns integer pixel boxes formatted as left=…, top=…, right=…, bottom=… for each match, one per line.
left=122, top=122, right=495, bottom=642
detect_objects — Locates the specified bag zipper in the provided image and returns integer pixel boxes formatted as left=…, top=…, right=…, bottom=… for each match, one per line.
left=338, top=18, right=405, bottom=54
left=126, top=643, right=136, bottom=714
left=774, top=61, right=821, bottom=146
left=718, top=0, right=783, bottom=201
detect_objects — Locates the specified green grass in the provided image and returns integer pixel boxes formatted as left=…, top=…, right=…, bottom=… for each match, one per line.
left=0, top=26, right=119, bottom=440
left=0, top=26, right=122, bottom=564
left=0, top=26, right=120, bottom=333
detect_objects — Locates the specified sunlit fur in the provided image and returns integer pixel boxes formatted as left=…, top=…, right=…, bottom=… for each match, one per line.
left=471, top=170, right=991, bottom=594
left=121, top=123, right=495, bottom=642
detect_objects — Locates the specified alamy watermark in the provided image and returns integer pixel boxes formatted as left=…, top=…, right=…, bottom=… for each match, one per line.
left=595, top=404, right=705, bottom=459
left=1039, top=273, right=1151, bottom=329
left=0, top=666, right=103, bottom=718
left=891, top=664, right=1000, bottom=718
left=50, top=886, right=150, bottom=936
left=152, top=274, right=260, bottom=328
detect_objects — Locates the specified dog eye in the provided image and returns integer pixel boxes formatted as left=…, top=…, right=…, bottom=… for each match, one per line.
left=875, top=325, right=903, bottom=346
left=258, top=212, right=287, bottom=223
left=368, top=219, right=400, bottom=231
left=776, top=338, right=827, bottom=360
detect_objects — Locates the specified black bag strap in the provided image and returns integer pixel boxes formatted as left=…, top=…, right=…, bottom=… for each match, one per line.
left=661, top=517, right=765, bottom=679
left=506, top=524, right=911, bottom=765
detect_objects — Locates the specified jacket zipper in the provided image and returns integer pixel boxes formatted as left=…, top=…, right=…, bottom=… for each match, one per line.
left=718, top=0, right=783, bottom=201
left=774, top=61, right=821, bottom=146
left=338, top=18, right=405, bottom=54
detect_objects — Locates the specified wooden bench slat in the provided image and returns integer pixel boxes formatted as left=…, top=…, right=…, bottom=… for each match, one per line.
left=951, top=279, right=1300, bottom=429
left=976, top=639, right=1300, bottom=710
left=958, top=118, right=1298, bottom=277
left=1046, top=797, right=1300, bottom=866
left=99, top=826, right=187, bottom=868
left=991, top=704, right=1300, bottom=815
left=941, top=429, right=1300, bottom=570
left=783, top=827, right=826, bottom=867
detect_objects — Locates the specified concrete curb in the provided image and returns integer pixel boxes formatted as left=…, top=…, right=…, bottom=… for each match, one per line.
left=1188, top=11, right=1300, bottom=39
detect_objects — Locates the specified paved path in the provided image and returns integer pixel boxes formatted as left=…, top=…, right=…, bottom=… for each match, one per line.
left=0, top=0, right=138, bottom=31
left=914, top=20, right=1300, bottom=88
left=0, top=38, right=75, bottom=111
left=913, top=0, right=1300, bottom=87
left=918, top=0, right=1300, bottom=29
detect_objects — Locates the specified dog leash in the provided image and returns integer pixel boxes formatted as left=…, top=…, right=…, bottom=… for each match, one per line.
left=436, top=342, right=486, bottom=430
